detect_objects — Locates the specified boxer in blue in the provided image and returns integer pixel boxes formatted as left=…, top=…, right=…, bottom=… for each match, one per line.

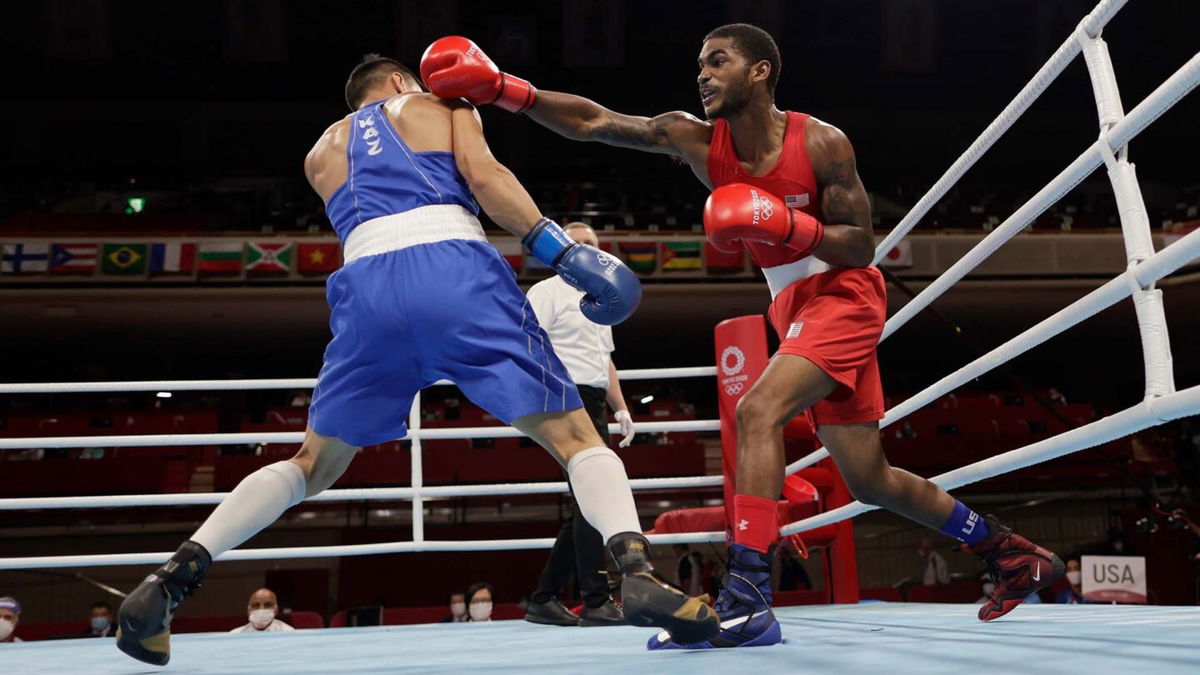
left=116, top=55, right=717, bottom=666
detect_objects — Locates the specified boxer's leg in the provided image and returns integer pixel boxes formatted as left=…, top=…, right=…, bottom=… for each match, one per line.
left=118, top=429, right=358, bottom=665
left=192, top=428, right=357, bottom=555
left=514, top=410, right=718, bottom=643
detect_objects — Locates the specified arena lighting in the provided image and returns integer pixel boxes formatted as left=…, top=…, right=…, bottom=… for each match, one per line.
left=640, top=395, right=654, bottom=404
left=155, top=391, right=172, bottom=399
left=125, top=197, right=145, bottom=214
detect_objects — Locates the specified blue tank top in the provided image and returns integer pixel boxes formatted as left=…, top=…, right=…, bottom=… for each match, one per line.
left=325, top=99, right=480, bottom=242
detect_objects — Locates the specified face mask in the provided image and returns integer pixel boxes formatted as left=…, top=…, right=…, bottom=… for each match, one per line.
left=0, top=617, right=13, bottom=641
left=91, top=616, right=110, bottom=633
left=450, top=601, right=466, bottom=618
left=1066, top=570, right=1081, bottom=586
left=981, top=583, right=996, bottom=597
left=468, top=601, right=492, bottom=622
left=249, top=609, right=275, bottom=629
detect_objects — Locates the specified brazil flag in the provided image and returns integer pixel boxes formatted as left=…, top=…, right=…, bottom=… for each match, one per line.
left=101, top=243, right=148, bottom=274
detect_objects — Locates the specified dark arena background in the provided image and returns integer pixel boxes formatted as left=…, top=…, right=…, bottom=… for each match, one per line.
left=1, top=1, right=1199, bottom=672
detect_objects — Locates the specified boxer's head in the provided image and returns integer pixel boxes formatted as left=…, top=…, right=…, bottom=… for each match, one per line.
left=698, top=23, right=781, bottom=120
left=564, top=222, right=599, bottom=248
left=345, top=54, right=422, bottom=110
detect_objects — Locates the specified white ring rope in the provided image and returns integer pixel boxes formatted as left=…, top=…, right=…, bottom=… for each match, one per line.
left=871, top=0, right=1130, bottom=266
left=0, top=419, right=720, bottom=451
left=782, top=384, right=1200, bottom=537
left=786, top=225, right=1200, bottom=475
left=787, top=47, right=1200, bottom=475
left=0, top=476, right=725, bottom=512
left=0, top=367, right=717, bottom=395
left=2, top=1, right=1197, bottom=571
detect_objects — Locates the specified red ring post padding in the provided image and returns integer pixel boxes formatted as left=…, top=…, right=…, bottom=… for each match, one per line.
left=713, top=315, right=859, bottom=604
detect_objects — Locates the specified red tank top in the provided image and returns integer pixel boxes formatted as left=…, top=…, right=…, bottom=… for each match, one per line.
left=706, top=111, right=820, bottom=269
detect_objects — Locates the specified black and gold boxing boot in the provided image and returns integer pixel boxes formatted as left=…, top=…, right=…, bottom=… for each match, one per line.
left=116, top=541, right=211, bottom=666
left=608, top=532, right=718, bottom=644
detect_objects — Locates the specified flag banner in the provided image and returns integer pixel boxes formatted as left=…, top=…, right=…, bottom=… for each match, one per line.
left=149, top=242, right=196, bottom=274
left=876, top=239, right=913, bottom=268
left=247, top=241, right=295, bottom=274
left=492, top=239, right=524, bottom=271
left=101, top=243, right=147, bottom=275
left=49, top=243, right=97, bottom=274
left=660, top=241, right=702, bottom=271
left=197, top=242, right=244, bottom=274
left=618, top=242, right=657, bottom=274
left=297, top=242, right=340, bottom=274
left=1, top=243, right=49, bottom=274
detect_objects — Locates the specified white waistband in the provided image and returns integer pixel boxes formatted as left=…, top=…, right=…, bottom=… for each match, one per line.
left=343, top=205, right=487, bottom=263
left=762, top=256, right=835, bottom=298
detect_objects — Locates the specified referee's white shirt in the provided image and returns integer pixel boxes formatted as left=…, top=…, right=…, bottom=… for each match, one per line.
left=526, top=276, right=614, bottom=389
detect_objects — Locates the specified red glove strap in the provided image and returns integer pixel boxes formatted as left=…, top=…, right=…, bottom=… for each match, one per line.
left=784, top=210, right=824, bottom=255
left=492, top=74, right=538, bottom=113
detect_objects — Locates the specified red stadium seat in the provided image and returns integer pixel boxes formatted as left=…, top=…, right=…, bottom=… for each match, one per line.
left=282, top=611, right=325, bottom=629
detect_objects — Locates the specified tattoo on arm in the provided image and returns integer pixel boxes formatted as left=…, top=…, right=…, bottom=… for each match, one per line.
left=591, top=114, right=668, bottom=149
left=817, top=157, right=871, bottom=228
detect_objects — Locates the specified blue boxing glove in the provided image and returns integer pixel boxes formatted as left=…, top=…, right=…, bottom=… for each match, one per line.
left=523, top=218, right=642, bottom=325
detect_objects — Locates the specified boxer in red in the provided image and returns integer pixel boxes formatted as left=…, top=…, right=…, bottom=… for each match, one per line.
left=422, top=24, right=1063, bottom=648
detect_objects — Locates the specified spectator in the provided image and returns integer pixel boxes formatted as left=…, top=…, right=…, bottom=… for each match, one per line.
left=230, top=588, right=294, bottom=633
left=1056, top=558, right=1085, bottom=604
left=918, top=536, right=950, bottom=585
left=0, top=597, right=21, bottom=643
left=1047, top=387, right=1067, bottom=406
left=466, top=582, right=494, bottom=622
left=441, top=591, right=468, bottom=623
left=1102, top=527, right=1135, bottom=555
left=83, top=600, right=116, bottom=637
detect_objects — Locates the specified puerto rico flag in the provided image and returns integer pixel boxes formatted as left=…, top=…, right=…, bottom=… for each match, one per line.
left=50, top=243, right=98, bottom=274
left=149, top=242, right=196, bottom=274
left=1, top=243, right=49, bottom=273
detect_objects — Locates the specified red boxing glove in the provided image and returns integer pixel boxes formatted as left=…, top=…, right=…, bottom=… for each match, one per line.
left=703, top=183, right=824, bottom=255
left=420, top=36, right=538, bottom=114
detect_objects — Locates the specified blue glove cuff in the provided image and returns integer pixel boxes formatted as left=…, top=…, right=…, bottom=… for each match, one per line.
left=522, top=218, right=574, bottom=266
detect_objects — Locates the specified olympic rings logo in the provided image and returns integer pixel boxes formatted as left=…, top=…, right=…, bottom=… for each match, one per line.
left=720, top=346, right=745, bottom=376
left=759, top=195, right=774, bottom=220
left=724, top=383, right=744, bottom=396
left=595, top=252, right=619, bottom=276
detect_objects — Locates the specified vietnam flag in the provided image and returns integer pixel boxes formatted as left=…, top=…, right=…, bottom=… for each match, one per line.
left=297, top=243, right=340, bottom=274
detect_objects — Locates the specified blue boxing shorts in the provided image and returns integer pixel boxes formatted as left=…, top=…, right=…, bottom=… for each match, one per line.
left=308, top=238, right=582, bottom=447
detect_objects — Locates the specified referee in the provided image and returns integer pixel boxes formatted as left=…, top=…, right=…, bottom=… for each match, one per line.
left=523, top=222, right=636, bottom=627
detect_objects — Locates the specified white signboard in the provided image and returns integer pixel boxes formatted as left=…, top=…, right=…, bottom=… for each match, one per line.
left=1081, top=555, right=1147, bottom=604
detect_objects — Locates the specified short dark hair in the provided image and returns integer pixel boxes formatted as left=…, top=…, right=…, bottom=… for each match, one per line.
left=704, top=23, right=781, bottom=97
left=92, top=601, right=112, bottom=612
left=465, top=581, right=494, bottom=604
left=345, top=53, right=419, bottom=110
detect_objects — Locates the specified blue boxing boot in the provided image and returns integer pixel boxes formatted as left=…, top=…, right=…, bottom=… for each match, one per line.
left=647, top=544, right=781, bottom=650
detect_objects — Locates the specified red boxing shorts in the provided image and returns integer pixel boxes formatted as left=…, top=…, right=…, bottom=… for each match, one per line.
left=767, top=266, right=887, bottom=429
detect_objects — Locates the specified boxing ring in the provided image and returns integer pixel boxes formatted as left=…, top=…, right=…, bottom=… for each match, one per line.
left=3, top=0, right=1200, bottom=671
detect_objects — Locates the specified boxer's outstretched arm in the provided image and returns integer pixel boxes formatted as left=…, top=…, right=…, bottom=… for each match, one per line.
left=809, top=124, right=875, bottom=268
left=449, top=102, right=543, bottom=237
left=528, top=91, right=709, bottom=158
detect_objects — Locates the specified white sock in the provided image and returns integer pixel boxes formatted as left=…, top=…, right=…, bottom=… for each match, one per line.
left=191, top=461, right=307, bottom=558
left=567, top=447, right=640, bottom=542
